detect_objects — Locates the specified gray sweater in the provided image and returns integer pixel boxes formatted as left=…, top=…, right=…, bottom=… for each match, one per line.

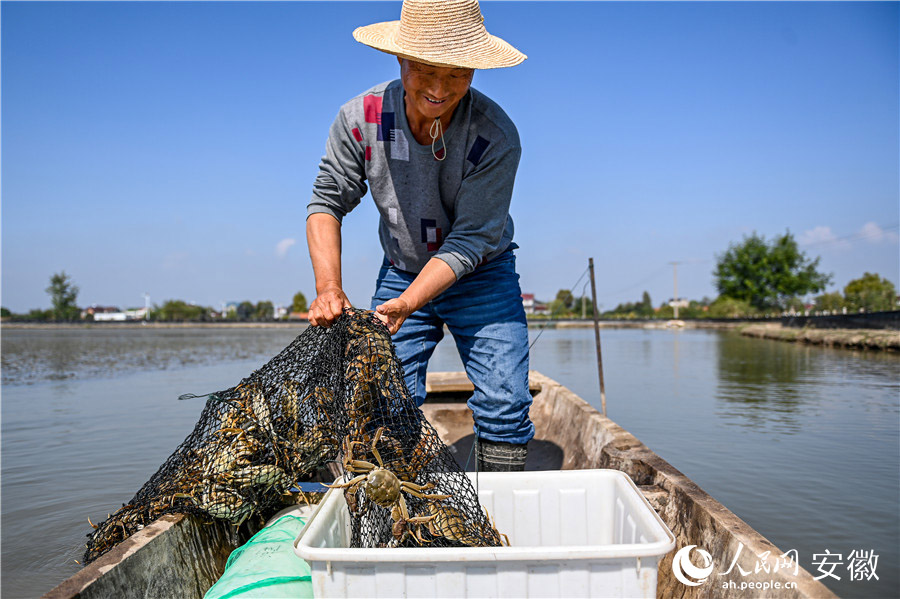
left=308, top=79, right=521, bottom=279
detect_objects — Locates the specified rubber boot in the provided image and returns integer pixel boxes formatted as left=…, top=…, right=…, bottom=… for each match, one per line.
left=476, top=439, right=528, bottom=472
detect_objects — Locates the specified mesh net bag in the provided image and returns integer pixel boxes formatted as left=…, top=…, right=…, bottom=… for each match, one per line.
left=84, top=308, right=505, bottom=563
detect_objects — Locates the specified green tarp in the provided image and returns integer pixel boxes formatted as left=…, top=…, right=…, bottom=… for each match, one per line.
left=204, top=515, right=313, bottom=599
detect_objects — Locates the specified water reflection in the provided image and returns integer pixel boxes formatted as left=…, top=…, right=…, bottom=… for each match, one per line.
left=671, top=331, right=680, bottom=381
left=714, top=334, right=819, bottom=433
left=1, top=327, right=304, bottom=386
left=714, top=333, right=900, bottom=435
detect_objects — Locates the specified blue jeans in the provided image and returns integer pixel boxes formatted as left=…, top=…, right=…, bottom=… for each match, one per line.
left=370, top=249, right=534, bottom=445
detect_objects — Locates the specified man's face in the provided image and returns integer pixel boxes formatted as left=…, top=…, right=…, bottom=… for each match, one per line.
left=399, top=58, right=474, bottom=123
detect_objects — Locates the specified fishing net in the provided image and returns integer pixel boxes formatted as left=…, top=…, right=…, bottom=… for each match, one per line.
left=84, top=308, right=504, bottom=564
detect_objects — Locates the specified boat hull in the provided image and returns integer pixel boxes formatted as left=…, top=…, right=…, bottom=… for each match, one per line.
left=44, top=371, right=836, bottom=598
left=423, top=371, right=835, bottom=599
left=44, top=514, right=250, bottom=599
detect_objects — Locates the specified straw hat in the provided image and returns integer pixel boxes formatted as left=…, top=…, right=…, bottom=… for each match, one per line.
left=352, top=0, right=526, bottom=70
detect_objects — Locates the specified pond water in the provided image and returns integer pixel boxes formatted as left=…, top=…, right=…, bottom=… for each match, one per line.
left=1, top=325, right=897, bottom=598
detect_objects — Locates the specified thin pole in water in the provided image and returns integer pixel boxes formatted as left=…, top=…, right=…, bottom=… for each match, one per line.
left=670, top=261, right=681, bottom=319
left=588, top=258, right=607, bottom=416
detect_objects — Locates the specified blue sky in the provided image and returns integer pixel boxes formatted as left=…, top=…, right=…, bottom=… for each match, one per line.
left=2, top=1, right=897, bottom=313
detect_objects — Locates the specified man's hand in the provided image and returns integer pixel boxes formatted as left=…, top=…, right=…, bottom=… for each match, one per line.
left=308, top=285, right=351, bottom=327
left=373, top=258, right=457, bottom=335
left=375, top=297, right=414, bottom=334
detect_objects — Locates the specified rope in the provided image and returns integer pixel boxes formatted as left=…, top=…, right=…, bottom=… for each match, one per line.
left=430, top=117, right=446, bottom=161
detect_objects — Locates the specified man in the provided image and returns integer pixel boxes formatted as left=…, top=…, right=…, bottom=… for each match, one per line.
left=306, top=0, right=532, bottom=471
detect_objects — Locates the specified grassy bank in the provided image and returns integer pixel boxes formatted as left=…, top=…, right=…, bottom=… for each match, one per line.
left=739, top=323, right=900, bottom=351
left=531, top=319, right=745, bottom=329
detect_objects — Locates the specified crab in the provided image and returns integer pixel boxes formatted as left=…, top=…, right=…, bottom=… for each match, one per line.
left=230, top=464, right=290, bottom=493
left=327, top=427, right=450, bottom=545
left=301, top=384, right=337, bottom=428
left=196, top=426, right=259, bottom=478
left=280, top=424, right=337, bottom=477
left=234, top=382, right=273, bottom=434
left=378, top=424, right=442, bottom=483
left=170, top=481, right=256, bottom=526
left=390, top=504, right=437, bottom=547
left=426, top=503, right=510, bottom=547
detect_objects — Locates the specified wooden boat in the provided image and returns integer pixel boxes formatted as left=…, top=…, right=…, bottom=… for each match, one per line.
left=44, top=371, right=836, bottom=599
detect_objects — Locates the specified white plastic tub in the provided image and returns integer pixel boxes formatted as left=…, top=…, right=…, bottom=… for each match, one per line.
left=294, top=469, right=675, bottom=598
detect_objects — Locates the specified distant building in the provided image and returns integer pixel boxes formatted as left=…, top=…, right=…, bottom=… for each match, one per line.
left=82, top=305, right=148, bottom=321
left=124, top=307, right=148, bottom=320
left=93, top=311, right=127, bottom=322
left=289, top=311, right=309, bottom=321
left=521, top=293, right=535, bottom=314
left=82, top=305, right=119, bottom=318
left=274, top=305, right=289, bottom=320
left=522, top=293, right=549, bottom=314
left=83, top=305, right=122, bottom=320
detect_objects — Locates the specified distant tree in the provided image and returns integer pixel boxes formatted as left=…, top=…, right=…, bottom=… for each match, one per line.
left=655, top=303, right=674, bottom=319
left=255, top=301, right=274, bottom=320
left=844, top=273, right=897, bottom=312
left=574, top=295, right=595, bottom=318
left=784, top=297, right=806, bottom=313
left=713, top=231, right=831, bottom=311
left=155, top=300, right=208, bottom=321
left=814, top=292, right=844, bottom=312
left=0, top=307, right=10, bottom=318
left=678, top=300, right=707, bottom=319
left=12, top=308, right=53, bottom=321
left=604, top=300, right=638, bottom=319
left=555, top=289, right=575, bottom=310
left=639, top=291, right=653, bottom=317
left=292, top=291, right=308, bottom=313
left=708, top=296, right=756, bottom=318
left=236, top=301, right=255, bottom=321
left=600, top=291, right=656, bottom=319
left=548, top=299, right=569, bottom=318
left=45, top=271, right=80, bottom=321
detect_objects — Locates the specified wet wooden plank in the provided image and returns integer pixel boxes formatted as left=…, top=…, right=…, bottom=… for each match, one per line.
left=425, top=371, right=542, bottom=393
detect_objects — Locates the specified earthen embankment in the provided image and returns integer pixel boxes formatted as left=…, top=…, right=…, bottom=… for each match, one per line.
left=740, top=323, right=900, bottom=351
